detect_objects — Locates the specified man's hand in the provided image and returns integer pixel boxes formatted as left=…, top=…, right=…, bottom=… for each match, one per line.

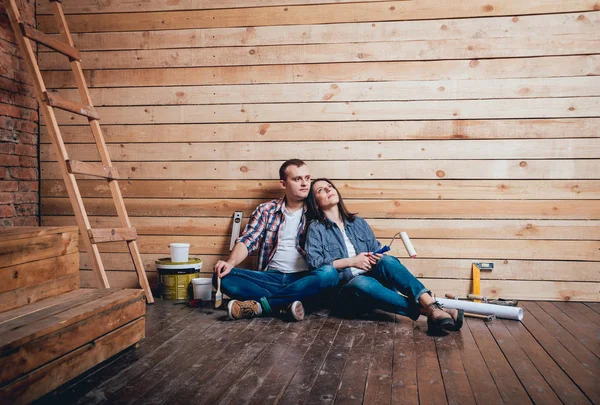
left=352, top=253, right=374, bottom=271
left=214, top=260, right=234, bottom=278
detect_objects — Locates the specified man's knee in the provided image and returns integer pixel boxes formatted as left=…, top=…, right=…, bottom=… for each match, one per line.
left=313, top=265, right=339, bottom=288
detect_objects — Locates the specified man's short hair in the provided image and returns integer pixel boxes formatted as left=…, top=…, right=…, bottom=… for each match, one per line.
left=279, top=158, right=306, bottom=181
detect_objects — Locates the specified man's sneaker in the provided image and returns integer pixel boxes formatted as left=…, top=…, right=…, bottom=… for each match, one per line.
left=228, top=300, right=261, bottom=320
left=280, top=301, right=305, bottom=321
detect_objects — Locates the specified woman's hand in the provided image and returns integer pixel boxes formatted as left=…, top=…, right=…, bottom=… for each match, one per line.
left=352, top=253, right=374, bottom=271
left=367, top=253, right=383, bottom=264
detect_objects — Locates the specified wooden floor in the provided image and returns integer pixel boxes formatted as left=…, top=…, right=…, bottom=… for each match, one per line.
left=34, top=299, right=600, bottom=405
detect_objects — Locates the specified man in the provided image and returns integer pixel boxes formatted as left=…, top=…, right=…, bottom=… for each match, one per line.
left=213, top=159, right=338, bottom=321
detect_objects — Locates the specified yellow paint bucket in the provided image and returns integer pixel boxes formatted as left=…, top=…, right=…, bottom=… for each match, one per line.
left=156, top=258, right=203, bottom=300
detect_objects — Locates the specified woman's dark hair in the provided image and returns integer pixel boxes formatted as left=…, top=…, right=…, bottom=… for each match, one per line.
left=306, top=178, right=356, bottom=227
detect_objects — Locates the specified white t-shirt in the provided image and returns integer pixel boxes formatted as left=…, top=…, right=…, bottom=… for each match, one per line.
left=341, top=228, right=365, bottom=277
left=267, top=206, right=308, bottom=273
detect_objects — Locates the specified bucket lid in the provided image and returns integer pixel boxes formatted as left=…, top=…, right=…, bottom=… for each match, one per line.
left=192, top=277, right=212, bottom=285
left=158, top=267, right=199, bottom=275
left=156, top=257, right=203, bottom=270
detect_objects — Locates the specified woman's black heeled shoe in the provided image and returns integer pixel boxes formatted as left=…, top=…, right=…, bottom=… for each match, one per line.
left=442, top=308, right=464, bottom=331
left=425, top=302, right=455, bottom=335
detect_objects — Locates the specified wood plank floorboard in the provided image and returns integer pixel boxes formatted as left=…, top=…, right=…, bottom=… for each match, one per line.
left=33, top=300, right=599, bottom=405
left=332, top=316, right=377, bottom=405
left=391, top=315, right=419, bottom=405
left=466, top=317, right=533, bottom=404
left=520, top=302, right=600, bottom=404
left=435, top=329, right=476, bottom=405
left=502, top=319, right=592, bottom=405
left=537, top=302, right=600, bottom=357
left=486, top=319, right=562, bottom=405
left=585, top=302, right=600, bottom=314
left=453, top=316, right=504, bottom=405
left=414, top=318, right=448, bottom=405
left=521, top=302, right=600, bottom=376
left=362, top=317, right=395, bottom=405
left=563, top=302, right=600, bottom=328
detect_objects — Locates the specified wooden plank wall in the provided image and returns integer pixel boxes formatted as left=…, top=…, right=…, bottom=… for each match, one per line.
left=35, top=0, right=600, bottom=301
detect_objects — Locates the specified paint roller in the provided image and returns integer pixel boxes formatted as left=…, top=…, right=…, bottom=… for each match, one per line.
left=373, top=231, right=417, bottom=258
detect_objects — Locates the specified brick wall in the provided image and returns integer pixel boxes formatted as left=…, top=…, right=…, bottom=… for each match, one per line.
left=0, top=0, right=39, bottom=227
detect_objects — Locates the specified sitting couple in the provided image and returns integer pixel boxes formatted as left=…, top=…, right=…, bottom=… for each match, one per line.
left=213, top=159, right=463, bottom=334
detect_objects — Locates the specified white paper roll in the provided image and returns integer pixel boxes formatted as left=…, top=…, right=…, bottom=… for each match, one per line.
left=400, top=231, right=417, bottom=258
left=437, top=298, right=523, bottom=321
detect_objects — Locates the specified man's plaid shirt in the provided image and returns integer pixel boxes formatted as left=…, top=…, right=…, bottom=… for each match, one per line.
left=237, top=197, right=307, bottom=271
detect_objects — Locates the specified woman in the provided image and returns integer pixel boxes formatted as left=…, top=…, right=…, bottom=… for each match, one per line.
left=304, top=178, right=463, bottom=334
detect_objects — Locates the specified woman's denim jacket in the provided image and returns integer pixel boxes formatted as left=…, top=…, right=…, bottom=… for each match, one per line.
left=305, top=216, right=381, bottom=281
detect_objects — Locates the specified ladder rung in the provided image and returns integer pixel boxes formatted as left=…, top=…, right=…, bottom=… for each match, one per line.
left=44, top=91, right=100, bottom=120
left=66, top=160, right=119, bottom=179
left=88, top=227, right=138, bottom=244
left=19, top=22, right=80, bottom=61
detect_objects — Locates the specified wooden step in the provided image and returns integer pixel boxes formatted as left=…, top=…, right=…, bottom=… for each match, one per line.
left=0, top=227, right=80, bottom=313
left=19, top=22, right=80, bottom=61
left=66, top=159, right=119, bottom=179
left=43, top=91, right=99, bottom=120
left=0, top=288, right=145, bottom=403
left=88, top=227, right=137, bottom=244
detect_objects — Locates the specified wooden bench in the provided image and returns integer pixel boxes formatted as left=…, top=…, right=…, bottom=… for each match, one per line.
left=0, top=227, right=146, bottom=404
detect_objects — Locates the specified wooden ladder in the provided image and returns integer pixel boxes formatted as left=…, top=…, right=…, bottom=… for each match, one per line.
left=4, top=0, right=154, bottom=303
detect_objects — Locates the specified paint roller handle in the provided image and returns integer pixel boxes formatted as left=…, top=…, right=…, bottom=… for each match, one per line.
left=373, top=245, right=391, bottom=255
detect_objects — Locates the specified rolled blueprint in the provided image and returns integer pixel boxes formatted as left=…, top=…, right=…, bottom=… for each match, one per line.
left=400, top=231, right=417, bottom=258
left=437, top=298, right=523, bottom=321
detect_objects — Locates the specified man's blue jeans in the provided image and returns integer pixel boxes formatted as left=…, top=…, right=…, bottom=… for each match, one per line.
left=213, top=265, right=338, bottom=314
left=339, top=255, right=430, bottom=320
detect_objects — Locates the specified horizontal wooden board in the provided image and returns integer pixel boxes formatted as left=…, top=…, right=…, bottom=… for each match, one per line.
left=40, top=139, right=600, bottom=162
left=38, top=12, right=600, bottom=51
left=42, top=55, right=600, bottom=88
left=36, top=0, right=405, bottom=14
left=40, top=160, right=600, bottom=180
left=41, top=215, right=600, bottom=240
left=39, top=179, right=600, bottom=200
left=0, top=231, right=79, bottom=268
left=77, top=270, right=600, bottom=301
left=49, top=76, right=600, bottom=106
left=40, top=119, right=600, bottom=144
left=0, top=295, right=144, bottom=385
left=0, top=289, right=143, bottom=355
left=71, top=234, right=600, bottom=261
left=77, top=252, right=600, bottom=282
left=0, top=317, right=145, bottom=404
left=0, top=226, right=78, bottom=243
left=37, top=0, right=600, bottom=32
left=425, top=279, right=599, bottom=301
left=41, top=197, right=600, bottom=219
left=39, top=35, right=600, bottom=70
left=43, top=98, right=600, bottom=125
left=78, top=252, right=253, bottom=276
left=0, top=274, right=80, bottom=314
left=0, top=253, right=79, bottom=294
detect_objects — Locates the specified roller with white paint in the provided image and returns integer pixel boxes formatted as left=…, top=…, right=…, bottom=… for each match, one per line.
left=400, top=231, right=417, bottom=258
left=374, top=231, right=417, bottom=258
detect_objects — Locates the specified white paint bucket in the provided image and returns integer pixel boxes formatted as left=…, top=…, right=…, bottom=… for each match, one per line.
left=169, top=243, right=190, bottom=263
left=192, top=278, right=212, bottom=301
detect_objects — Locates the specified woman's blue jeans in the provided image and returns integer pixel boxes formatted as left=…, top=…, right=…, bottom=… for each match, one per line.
left=213, top=265, right=339, bottom=314
left=339, top=255, right=430, bottom=320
